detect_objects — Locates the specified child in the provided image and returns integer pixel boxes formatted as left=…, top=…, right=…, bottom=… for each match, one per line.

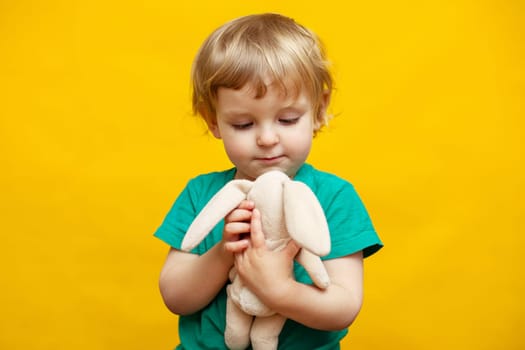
left=155, top=13, right=383, bottom=349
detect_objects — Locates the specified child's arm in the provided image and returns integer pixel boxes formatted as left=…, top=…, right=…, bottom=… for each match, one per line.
left=159, top=200, right=254, bottom=315
left=235, top=209, right=363, bottom=330
left=159, top=245, right=233, bottom=315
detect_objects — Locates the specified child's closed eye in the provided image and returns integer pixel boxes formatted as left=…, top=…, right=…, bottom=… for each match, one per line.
left=232, top=122, right=253, bottom=130
left=279, top=117, right=300, bottom=125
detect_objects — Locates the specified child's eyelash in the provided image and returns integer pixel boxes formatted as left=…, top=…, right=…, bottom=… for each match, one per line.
left=279, top=117, right=300, bottom=125
left=231, top=116, right=300, bottom=129
left=232, top=122, right=253, bottom=130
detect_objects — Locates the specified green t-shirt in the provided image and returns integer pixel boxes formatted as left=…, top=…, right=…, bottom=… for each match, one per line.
left=154, top=164, right=383, bottom=349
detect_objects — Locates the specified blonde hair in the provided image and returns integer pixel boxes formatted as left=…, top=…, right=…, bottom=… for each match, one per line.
left=191, top=13, right=333, bottom=131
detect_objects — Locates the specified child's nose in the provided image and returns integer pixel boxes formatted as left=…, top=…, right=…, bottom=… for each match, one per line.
left=256, top=126, right=279, bottom=146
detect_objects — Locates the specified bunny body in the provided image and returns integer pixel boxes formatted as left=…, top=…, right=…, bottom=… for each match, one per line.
left=181, top=170, right=331, bottom=350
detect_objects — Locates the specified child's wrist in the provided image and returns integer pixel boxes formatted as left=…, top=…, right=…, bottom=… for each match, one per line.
left=263, top=277, right=296, bottom=310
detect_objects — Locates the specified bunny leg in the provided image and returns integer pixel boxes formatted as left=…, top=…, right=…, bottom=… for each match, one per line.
left=225, top=287, right=253, bottom=350
left=250, top=314, right=287, bottom=350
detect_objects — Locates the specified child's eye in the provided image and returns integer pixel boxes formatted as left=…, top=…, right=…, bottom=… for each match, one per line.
left=279, top=117, right=300, bottom=125
left=232, top=122, right=253, bottom=130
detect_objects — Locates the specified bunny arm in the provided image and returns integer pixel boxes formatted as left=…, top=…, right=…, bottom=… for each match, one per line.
left=283, top=180, right=331, bottom=257
left=295, top=249, right=330, bottom=289
left=181, top=179, right=253, bottom=251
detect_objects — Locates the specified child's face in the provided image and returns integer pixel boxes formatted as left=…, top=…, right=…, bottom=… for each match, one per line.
left=210, top=80, right=318, bottom=180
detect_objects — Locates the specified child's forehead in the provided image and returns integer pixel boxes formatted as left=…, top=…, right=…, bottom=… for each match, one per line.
left=218, top=81, right=308, bottom=102
left=225, top=74, right=308, bottom=100
left=248, top=76, right=301, bottom=96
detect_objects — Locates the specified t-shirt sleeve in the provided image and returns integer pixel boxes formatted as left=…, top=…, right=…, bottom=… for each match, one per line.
left=153, top=180, right=198, bottom=249
left=323, top=182, right=383, bottom=259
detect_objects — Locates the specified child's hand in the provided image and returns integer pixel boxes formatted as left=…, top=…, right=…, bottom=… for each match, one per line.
left=235, top=208, right=300, bottom=305
left=222, top=200, right=255, bottom=254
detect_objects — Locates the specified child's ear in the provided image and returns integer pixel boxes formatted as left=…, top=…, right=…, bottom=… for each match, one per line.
left=314, top=90, right=332, bottom=130
left=207, top=121, right=221, bottom=139
left=319, top=89, right=331, bottom=118
left=200, top=108, right=222, bottom=139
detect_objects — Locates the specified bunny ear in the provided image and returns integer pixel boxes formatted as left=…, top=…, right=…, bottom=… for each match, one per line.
left=283, top=181, right=331, bottom=256
left=181, top=179, right=253, bottom=251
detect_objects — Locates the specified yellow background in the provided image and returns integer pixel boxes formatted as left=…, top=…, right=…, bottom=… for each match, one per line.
left=1, top=1, right=523, bottom=349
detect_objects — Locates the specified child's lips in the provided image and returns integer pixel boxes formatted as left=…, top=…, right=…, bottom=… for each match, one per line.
left=255, top=155, right=284, bottom=164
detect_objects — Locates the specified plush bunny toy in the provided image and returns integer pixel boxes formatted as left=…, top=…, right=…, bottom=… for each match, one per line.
left=181, top=170, right=331, bottom=350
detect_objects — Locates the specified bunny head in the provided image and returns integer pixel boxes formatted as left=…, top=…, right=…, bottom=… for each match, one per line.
left=181, top=170, right=330, bottom=257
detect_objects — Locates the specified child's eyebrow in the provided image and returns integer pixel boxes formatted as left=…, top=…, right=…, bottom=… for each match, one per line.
left=280, top=98, right=310, bottom=111
left=279, top=105, right=305, bottom=112
left=220, top=110, right=253, bottom=119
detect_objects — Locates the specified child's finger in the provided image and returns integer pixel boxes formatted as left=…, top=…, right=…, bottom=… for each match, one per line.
left=224, top=200, right=254, bottom=225
left=237, top=200, right=254, bottom=210
left=224, top=222, right=251, bottom=236
left=284, top=239, right=300, bottom=259
left=225, top=208, right=252, bottom=223
left=224, top=240, right=249, bottom=253
left=250, top=208, right=266, bottom=248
